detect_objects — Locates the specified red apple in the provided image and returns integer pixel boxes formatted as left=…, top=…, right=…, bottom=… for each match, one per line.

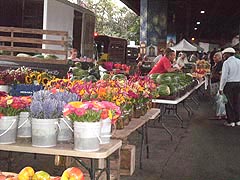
left=0, top=175, right=6, bottom=180
left=61, top=167, right=84, bottom=180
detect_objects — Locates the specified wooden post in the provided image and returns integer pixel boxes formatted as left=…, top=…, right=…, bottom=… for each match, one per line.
left=11, top=30, right=14, bottom=56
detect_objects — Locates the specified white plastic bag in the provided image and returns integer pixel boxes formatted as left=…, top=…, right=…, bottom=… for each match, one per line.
left=215, top=92, right=227, bottom=117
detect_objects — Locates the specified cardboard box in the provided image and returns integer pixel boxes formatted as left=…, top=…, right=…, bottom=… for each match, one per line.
left=120, top=145, right=136, bottom=176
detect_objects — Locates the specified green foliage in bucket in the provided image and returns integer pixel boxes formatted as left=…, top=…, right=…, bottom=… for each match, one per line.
left=67, top=109, right=102, bottom=122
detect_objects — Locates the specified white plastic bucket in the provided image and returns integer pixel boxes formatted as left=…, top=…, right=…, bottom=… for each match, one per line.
left=0, top=85, right=9, bottom=93
left=0, top=116, right=18, bottom=144
left=17, top=112, right=31, bottom=138
left=32, top=118, right=59, bottom=147
left=100, top=118, right=112, bottom=144
left=57, top=118, right=73, bottom=142
left=74, top=121, right=101, bottom=152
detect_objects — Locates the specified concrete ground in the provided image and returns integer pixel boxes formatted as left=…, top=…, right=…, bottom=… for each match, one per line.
left=1, top=90, right=240, bottom=180
left=122, top=93, right=240, bottom=180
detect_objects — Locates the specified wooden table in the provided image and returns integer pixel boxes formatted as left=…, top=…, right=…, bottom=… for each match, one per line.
left=112, top=108, right=160, bottom=169
left=0, top=139, right=122, bottom=180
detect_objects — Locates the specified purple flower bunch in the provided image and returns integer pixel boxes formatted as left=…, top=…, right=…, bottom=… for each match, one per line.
left=30, top=90, right=79, bottom=119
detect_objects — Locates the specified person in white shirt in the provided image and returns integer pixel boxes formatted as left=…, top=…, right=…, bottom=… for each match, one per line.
left=176, top=52, right=188, bottom=69
left=219, top=47, right=240, bottom=127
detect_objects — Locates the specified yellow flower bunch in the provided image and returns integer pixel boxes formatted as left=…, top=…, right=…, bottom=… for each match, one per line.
left=25, top=71, right=55, bottom=86
left=46, top=78, right=73, bottom=91
left=25, top=71, right=40, bottom=84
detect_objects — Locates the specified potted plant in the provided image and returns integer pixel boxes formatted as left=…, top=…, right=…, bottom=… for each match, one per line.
left=0, top=70, right=15, bottom=93
left=52, top=90, right=79, bottom=142
left=17, top=96, right=32, bottom=138
left=0, top=95, right=30, bottom=144
left=63, top=100, right=121, bottom=151
left=30, top=89, right=78, bottom=147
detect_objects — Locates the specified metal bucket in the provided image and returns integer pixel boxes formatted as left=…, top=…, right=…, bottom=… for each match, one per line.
left=74, top=121, right=101, bottom=152
left=57, top=117, right=73, bottom=142
left=100, top=118, right=112, bottom=144
left=17, top=112, right=31, bottom=138
left=0, top=116, right=18, bottom=144
left=32, top=118, right=59, bottom=147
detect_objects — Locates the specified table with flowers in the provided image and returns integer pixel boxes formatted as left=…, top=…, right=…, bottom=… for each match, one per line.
left=0, top=66, right=159, bottom=179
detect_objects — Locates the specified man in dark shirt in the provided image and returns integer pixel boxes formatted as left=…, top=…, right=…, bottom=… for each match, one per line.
left=211, top=52, right=223, bottom=83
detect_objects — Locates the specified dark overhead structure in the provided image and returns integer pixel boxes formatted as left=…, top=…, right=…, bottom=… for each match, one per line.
left=121, top=0, right=240, bottom=45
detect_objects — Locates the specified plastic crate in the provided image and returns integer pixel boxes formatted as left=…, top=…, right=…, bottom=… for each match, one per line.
left=10, top=84, right=43, bottom=96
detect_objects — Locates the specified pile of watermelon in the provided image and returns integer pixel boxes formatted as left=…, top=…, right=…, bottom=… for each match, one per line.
left=150, top=72, right=194, bottom=98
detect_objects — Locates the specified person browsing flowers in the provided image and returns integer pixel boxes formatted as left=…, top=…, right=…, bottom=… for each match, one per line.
left=148, top=48, right=179, bottom=75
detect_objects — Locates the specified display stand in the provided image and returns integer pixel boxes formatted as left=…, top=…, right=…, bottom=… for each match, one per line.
left=112, top=108, right=160, bottom=172
left=152, top=79, right=206, bottom=140
left=0, top=139, right=122, bottom=180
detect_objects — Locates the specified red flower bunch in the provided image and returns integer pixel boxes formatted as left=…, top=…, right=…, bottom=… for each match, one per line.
left=114, top=63, right=122, bottom=69
left=0, top=67, right=31, bottom=85
left=0, top=70, right=14, bottom=85
left=0, top=96, right=32, bottom=116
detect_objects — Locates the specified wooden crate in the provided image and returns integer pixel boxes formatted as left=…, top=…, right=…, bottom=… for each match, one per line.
left=120, top=145, right=136, bottom=176
left=0, top=26, right=68, bottom=64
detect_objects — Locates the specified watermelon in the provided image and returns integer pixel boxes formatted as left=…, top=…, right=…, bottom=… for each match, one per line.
left=44, top=54, right=58, bottom=59
left=16, top=53, right=31, bottom=57
left=168, top=83, right=179, bottom=94
left=81, top=77, right=91, bottom=82
left=33, top=54, right=44, bottom=58
left=157, top=84, right=171, bottom=96
left=75, top=62, right=82, bottom=68
left=87, top=75, right=97, bottom=82
left=112, top=74, right=126, bottom=80
left=149, top=73, right=161, bottom=82
left=160, top=76, right=172, bottom=84
left=101, top=73, right=111, bottom=80
left=155, top=74, right=163, bottom=84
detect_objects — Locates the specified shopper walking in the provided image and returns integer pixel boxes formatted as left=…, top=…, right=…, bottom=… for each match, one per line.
left=219, top=47, right=240, bottom=127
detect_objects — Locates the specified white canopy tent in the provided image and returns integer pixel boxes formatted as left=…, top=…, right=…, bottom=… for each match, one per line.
left=170, top=39, right=197, bottom=51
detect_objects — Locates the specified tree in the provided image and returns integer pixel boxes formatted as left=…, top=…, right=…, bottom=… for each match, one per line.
left=83, top=0, right=140, bottom=43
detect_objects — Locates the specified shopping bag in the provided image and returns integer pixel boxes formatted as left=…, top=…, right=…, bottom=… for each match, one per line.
left=215, top=92, right=227, bottom=117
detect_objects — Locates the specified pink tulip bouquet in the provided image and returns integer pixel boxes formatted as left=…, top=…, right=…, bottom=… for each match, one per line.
left=63, top=100, right=121, bottom=124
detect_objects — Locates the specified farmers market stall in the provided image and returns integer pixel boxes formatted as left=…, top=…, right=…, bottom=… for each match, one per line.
left=0, top=139, right=122, bottom=180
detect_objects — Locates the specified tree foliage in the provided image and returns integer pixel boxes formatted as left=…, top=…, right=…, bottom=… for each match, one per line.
left=83, top=0, right=140, bottom=44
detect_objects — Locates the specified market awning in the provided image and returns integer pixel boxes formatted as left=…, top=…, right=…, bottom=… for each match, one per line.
left=192, top=43, right=204, bottom=52
left=170, top=39, right=197, bottom=52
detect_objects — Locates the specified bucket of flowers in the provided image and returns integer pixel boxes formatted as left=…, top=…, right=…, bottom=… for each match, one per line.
left=30, top=89, right=78, bottom=147
left=63, top=100, right=121, bottom=151
left=17, top=96, right=32, bottom=138
left=0, top=95, right=31, bottom=144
